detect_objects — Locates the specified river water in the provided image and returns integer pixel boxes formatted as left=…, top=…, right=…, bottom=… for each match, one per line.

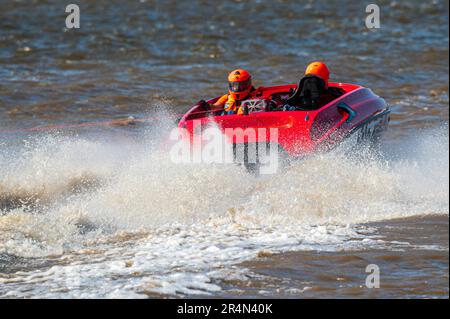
left=0, top=0, right=448, bottom=298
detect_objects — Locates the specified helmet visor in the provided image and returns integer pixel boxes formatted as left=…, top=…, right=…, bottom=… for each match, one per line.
left=228, top=79, right=251, bottom=93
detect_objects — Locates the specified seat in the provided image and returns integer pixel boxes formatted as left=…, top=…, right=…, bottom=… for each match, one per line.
left=285, top=75, right=327, bottom=109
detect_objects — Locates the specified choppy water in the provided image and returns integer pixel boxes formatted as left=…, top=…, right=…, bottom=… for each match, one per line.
left=0, top=0, right=448, bottom=298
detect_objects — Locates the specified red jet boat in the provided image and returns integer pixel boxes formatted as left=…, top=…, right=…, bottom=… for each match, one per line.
left=178, top=81, right=390, bottom=174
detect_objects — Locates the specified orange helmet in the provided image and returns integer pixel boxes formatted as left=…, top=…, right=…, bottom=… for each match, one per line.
left=305, top=62, right=330, bottom=87
left=228, top=69, right=252, bottom=100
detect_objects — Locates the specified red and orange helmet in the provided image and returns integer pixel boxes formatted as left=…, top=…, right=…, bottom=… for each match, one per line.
left=305, top=62, right=330, bottom=87
left=228, top=69, right=252, bottom=100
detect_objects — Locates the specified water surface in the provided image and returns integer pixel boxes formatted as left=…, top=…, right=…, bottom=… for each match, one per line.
left=0, top=0, right=448, bottom=298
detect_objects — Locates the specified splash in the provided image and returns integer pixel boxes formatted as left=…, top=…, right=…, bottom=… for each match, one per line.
left=0, top=124, right=448, bottom=297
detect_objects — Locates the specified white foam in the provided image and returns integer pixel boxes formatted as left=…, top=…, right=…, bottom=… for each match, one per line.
left=0, top=125, right=448, bottom=297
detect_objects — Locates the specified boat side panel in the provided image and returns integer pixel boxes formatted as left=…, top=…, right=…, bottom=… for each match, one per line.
left=311, top=88, right=390, bottom=150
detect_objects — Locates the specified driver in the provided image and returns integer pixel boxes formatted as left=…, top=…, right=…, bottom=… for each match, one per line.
left=213, top=69, right=255, bottom=115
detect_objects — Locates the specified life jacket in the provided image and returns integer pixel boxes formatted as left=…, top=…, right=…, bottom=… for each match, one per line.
left=218, top=87, right=256, bottom=115
left=224, top=96, right=240, bottom=113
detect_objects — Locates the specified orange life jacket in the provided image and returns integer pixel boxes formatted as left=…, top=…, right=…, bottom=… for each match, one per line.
left=214, top=91, right=253, bottom=115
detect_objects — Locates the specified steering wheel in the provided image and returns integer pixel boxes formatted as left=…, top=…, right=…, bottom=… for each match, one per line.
left=241, top=99, right=269, bottom=115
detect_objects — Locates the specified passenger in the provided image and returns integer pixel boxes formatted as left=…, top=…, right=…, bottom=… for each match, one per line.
left=284, top=61, right=331, bottom=110
left=213, top=69, right=255, bottom=115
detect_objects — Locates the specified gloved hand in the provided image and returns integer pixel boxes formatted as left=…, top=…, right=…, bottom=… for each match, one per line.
left=283, top=104, right=297, bottom=111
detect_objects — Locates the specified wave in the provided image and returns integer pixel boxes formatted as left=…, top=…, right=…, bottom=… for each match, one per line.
left=0, top=125, right=448, bottom=256
left=0, top=124, right=448, bottom=297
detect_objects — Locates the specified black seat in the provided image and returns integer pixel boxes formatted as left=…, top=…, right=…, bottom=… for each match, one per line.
left=286, top=75, right=328, bottom=109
